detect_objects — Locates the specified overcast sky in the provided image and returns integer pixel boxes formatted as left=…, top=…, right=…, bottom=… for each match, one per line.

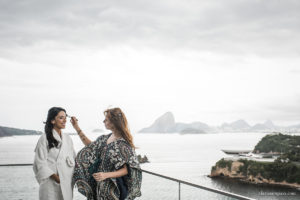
left=1, top=0, right=300, bottom=133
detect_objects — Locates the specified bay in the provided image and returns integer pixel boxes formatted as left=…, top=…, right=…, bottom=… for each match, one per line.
left=0, top=132, right=299, bottom=199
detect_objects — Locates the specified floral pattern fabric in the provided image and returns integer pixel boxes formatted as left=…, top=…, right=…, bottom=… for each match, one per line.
left=72, top=134, right=142, bottom=200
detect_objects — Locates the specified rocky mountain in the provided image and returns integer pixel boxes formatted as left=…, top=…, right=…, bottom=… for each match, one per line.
left=139, top=112, right=212, bottom=133
left=287, top=123, right=300, bottom=132
left=171, top=122, right=211, bottom=133
left=0, top=126, right=42, bottom=137
left=221, top=120, right=250, bottom=132
left=139, top=112, right=300, bottom=133
left=219, top=119, right=294, bottom=133
left=139, top=112, right=176, bottom=133
left=264, top=120, right=276, bottom=129
left=249, top=120, right=277, bottom=132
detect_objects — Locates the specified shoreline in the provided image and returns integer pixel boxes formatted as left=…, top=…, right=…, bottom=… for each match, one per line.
left=208, top=175, right=300, bottom=191
left=210, top=159, right=300, bottom=191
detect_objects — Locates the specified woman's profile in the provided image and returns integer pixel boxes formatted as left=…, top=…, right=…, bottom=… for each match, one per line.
left=33, top=107, right=76, bottom=200
left=71, top=107, right=142, bottom=200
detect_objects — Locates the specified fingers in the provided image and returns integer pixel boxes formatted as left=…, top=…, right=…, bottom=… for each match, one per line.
left=92, top=173, right=98, bottom=181
left=70, top=116, right=79, bottom=125
left=56, top=175, right=60, bottom=183
left=93, top=173, right=105, bottom=181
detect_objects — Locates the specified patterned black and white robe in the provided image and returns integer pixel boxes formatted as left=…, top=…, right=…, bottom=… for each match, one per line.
left=72, top=133, right=142, bottom=200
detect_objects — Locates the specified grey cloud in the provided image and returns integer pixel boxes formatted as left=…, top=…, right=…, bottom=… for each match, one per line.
left=0, top=0, right=300, bottom=58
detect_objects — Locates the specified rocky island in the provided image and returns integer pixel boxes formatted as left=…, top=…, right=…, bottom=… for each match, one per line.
left=137, top=154, right=149, bottom=164
left=210, top=133, right=300, bottom=189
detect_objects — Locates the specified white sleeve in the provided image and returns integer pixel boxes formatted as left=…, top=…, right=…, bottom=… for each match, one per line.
left=33, top=135, right=55, bottom=184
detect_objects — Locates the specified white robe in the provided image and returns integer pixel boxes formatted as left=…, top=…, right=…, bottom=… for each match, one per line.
left=33, top=129, right=76, bottom=200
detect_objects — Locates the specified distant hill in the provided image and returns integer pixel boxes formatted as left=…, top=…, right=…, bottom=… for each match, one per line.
left=0, top=126, right=42, bottom=137
left=139, top=112, right=212, bottom=133
left=249, top=120, right=277, bottom=132
left=264, top=120, right=276, bottom=129
left=139, top=112, right=300, bottom=133
left=221, top=119, right=250, bottom=131
left=171, top=122, right=211, bottom=133
left=254, top=133, right=300, bottom=157
left=139, top=112, right=176, bottom=133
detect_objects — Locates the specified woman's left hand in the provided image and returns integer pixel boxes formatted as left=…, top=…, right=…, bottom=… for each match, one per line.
left=93, top=172, right=108, bottom=181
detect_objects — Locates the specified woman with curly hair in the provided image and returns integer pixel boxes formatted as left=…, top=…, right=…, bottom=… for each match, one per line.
left=71, top=107, right=142, bottom=200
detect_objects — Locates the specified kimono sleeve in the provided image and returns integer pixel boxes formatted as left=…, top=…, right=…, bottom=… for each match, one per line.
left=33, top=135, right=55, bottom=184
left=74, top=135, right=105, bottom=170
left=112, top=141, right=142, bottom=199
left=86, top=135, right=106, bottom=153
left=112, top=141, right=140, bottom=170
left=72, top=134, right=106, bottom=199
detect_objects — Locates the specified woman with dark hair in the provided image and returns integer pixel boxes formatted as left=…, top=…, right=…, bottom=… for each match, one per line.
left=33, top=107, right=76, bottom=200
left=71, top=107, right=142, bottom=200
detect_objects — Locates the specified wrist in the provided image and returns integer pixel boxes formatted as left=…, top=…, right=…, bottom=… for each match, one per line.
left=105, top=172, right=110, bottom=179
left=76, top=129, right=82, bottom=134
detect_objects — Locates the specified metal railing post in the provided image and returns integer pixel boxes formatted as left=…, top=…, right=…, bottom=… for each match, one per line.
left=179, top=182, right=181, bottom=200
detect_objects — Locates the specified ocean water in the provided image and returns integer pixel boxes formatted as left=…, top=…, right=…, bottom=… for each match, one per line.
left=0, top=132, right=300, bottom=200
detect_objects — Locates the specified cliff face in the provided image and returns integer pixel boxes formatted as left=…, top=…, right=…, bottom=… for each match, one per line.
left=210, top=161, right=244, bottom=178
left=210, top=160, right=300, bottom=189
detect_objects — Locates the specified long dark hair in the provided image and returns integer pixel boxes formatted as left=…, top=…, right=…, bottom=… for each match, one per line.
left=44, top=107, right=66, bottom=149
left=104, top=107, right=135, bottom=149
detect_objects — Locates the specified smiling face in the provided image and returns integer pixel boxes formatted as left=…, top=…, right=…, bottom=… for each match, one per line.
left=51, top=111, right=67, bottom=130
left=103, top=116, right=114, bottom=131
